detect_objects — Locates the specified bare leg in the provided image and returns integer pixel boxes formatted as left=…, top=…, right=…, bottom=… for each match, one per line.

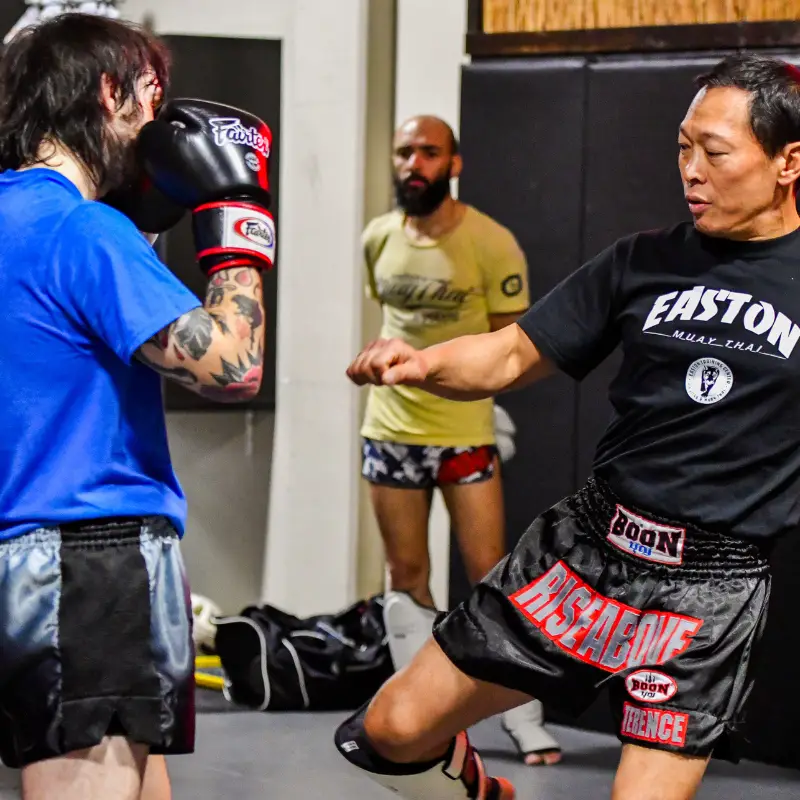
left=370, top=483, right=434, bottom=607
left=364, top=637, right=531, bottom=763
left=439, top=458, right=506, bottom=586
left=21, top=737, right=148, bottom=800
left=139, top=755, right=171, bottom=800
left=440, top=462, right=561, bottom=766
left=612, top=745, right=710, bottom=800
left=335, top=638, right=523, bottom=798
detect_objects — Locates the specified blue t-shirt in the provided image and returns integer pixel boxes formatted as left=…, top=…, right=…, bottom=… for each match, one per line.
left=0, top=169, right=202, bottom=539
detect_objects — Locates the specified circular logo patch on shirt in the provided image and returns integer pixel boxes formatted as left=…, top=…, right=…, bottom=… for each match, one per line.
left=685, top=357, right=733, bottom=405
left=501, top=274, right=523, bottom=297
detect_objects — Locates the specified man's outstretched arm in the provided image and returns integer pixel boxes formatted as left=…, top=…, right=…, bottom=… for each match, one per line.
left=346, top=322, right=555, bottom=401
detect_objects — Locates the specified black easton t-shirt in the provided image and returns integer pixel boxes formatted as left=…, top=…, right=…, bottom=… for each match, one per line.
left=519, top=222, right=800, bottom=540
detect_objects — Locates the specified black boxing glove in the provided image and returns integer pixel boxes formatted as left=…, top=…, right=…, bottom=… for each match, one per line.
left=136, top=98, right=275, bottom=275
left=100, top=174, right=187, bottom=235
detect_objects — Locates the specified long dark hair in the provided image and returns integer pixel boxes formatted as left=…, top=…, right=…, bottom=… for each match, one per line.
left=0, top=13, right=170, bottom=188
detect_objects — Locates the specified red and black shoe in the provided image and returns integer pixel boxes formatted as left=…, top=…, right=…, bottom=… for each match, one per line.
left=486, top=776, right=516, bottom=799
left=453, top=731, right=516, bottom=800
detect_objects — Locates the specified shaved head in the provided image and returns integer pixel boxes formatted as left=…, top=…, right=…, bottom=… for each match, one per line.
left=395, top=115, right=459, bottom=156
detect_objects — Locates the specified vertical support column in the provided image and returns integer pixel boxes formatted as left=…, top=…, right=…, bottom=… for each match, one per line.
left=356, top=0, right=398, bottom=602
left=394, top=0, right=468, bottom=609
left=261, top=0, right=372, bottom=616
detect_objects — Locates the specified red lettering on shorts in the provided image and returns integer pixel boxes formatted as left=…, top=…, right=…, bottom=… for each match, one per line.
left=620, top=702, right=688, bottom=746
left=509, top=562, right=704, bottom=674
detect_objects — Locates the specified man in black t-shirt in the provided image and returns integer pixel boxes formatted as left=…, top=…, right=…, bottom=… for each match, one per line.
left=334, top=53, right=800, bottom=800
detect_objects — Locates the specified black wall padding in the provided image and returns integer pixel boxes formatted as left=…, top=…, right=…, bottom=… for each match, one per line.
left=454, top=48, right=800, bottom=770
left=575, top=56, right=714, bottom=481
left=450, top=59, right=588, bottom=603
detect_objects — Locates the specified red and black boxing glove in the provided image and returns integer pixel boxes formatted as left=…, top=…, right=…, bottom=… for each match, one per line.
left=100, top=174, right=187, bottom=235
left=135, top=98, right=276, bottom=275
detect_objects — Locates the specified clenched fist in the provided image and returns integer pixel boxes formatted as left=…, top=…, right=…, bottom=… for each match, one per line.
left=346, top=338, right=430, bottom=387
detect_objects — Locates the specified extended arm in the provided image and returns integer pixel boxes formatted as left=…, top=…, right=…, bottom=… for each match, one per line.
left=347, top=322, right=555, bottom=401
left=488, top=312, right=524, bottom=332
left=349, top=238, right=625, bottom=398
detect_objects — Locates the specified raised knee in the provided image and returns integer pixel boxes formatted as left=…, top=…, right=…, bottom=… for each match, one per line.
left=363, top=689, right=430, bottom=763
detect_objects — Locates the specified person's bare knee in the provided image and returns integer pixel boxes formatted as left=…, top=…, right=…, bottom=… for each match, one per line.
left=360, top=638, right=529, bottom=764
left=21, top=736, right=149, bottom=800
left=612, top=744, right=710, bottom=800
left=364, top=684, right=433, bottom=762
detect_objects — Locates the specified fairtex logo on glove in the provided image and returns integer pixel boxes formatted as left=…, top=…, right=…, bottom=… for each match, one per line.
left=234, top=218, right=274, bottom=250
left=209, top=117, right=271, bottom=158
left=221, top=207, right=276, bottom=266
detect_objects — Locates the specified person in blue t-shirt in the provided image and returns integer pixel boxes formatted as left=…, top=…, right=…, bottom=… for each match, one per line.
left=0, top=13, right=276, bottom=800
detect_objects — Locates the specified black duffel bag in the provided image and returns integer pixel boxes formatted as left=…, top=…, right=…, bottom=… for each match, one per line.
left=214, top=595, right=393, bottom=711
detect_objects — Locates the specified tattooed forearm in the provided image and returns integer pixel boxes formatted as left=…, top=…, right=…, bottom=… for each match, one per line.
left=136, top=264, right=265, bottom=401
left=207, top=273, right=237, bottom=308
left=201, top=346, right=264, bottom=401
left=173, top=308, right=214, bottom=360
left=232, top=295, right=263, bottom=346
left=211, top=346, right=263, bottom=387
left=135, top=348, right=199, bottom=386
left=209, top=311, right=231, bottom=336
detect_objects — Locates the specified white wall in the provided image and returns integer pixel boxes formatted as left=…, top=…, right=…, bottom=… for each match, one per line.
left=395, top=0, right=468, bottom=139
left=130, top=0, right=291, bottom=37
left=393, top=0, right=469, bottom=609
left=167, top=412, right=273, bottom=614
left=260, top=0, right=370, bottom=616
left=356, top=0, right=397, bottom=602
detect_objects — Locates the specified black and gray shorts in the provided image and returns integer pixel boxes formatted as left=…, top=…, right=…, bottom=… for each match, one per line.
left=433, top=477, right=771, bottom=761
left=0, top=515, right=195, bottom=768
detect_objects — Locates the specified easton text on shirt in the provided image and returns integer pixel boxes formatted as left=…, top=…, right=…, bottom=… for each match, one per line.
left=642, top=287, right=800, bottom=359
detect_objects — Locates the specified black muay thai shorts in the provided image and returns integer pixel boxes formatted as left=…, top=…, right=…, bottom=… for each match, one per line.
left=433, top=477, right=771, bottom=761
left=0, top=515, right=195, bottom=767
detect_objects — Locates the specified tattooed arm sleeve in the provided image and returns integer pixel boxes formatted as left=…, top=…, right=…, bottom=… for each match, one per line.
left=134, top=267, right=266, bottom=402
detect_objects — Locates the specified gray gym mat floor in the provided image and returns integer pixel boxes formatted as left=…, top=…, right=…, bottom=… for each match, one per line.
left=0, top=702, right=797, bottom=798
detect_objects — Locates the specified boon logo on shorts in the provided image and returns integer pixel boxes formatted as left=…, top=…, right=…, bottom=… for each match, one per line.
left=607, top=505, right=686, bottom=566
left=685, top=357, right=733, bottom=404
left=625, top=670, right=678, bottom=704
left=621, top=702, right=688, bottom=747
